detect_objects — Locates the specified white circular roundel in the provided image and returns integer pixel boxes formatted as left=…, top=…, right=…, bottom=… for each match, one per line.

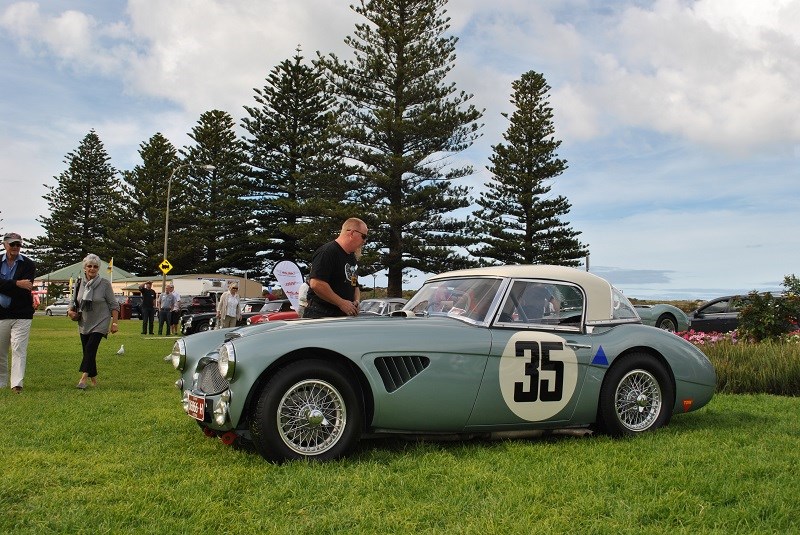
left=498, top=331, right=579, bottom=421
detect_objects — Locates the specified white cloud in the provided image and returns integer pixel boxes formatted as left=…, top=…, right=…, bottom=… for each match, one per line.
left=2, top=0, right=800, bottom=298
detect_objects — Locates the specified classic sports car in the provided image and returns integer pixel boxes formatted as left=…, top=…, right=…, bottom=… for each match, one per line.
left=633, top=304, right=689, bottom=332
left=170, top=265, right=716, bottom=463
left=244, top=299, right=299, bottom=325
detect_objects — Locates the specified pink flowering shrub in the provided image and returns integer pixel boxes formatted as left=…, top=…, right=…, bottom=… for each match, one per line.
left=675, top=329, right=738, bottom=345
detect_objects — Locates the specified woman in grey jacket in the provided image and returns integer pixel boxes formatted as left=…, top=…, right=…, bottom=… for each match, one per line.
left=67, top=254, right=119, bottom=389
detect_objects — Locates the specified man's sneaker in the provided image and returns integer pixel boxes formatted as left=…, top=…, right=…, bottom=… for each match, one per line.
left=11, top=386, right=22, bottom=394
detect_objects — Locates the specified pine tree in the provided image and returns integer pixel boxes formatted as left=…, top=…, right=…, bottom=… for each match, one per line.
left=471, top=71, right=586, bottom=266
left=242, top=50, right=354, bottom=276
left=176, top=110, right=257, bottom=275
left=118, top=133, right=180, bottom=275
left=320, top=0, right=483, bottom=296
left=29, top=130, right=126, bottom=273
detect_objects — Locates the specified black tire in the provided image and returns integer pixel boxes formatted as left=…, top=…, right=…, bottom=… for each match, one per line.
left=250, top=359, right=363, bottom=463
left=597, top=353, right=674, bottom=437
left=198, top=321, right=210, bottom=332
left=655, top=313, right=678, bottom=332
left=45, top=310, right=53, bottom=316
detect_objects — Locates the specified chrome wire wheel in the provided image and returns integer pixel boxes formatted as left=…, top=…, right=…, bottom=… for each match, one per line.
left=614, top=369, right=662, bottom=432
left=277, top=379, right=347, bottom=456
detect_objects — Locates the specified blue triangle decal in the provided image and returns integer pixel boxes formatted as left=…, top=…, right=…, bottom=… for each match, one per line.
left=592, top=346, right=609, bottom=366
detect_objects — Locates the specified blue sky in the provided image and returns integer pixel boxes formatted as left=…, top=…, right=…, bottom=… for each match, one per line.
left=2, top=0, right=799, bottom=299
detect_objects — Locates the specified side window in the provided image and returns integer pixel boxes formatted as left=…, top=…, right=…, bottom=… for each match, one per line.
left=497, top=281, right=583, bottom=328
left=729, top=297, right=747, bottom=312
left=704, top=300, right=729, bottom=314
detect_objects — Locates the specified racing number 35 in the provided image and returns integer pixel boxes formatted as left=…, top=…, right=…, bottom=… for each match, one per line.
left=514, top=341, right=564, bottom=403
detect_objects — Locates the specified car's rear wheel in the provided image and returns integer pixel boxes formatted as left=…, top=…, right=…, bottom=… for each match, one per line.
left=198, top=321, right=209, bottom=332
left=655, top=313, right=678, bottom=332
left=250, top=359, right=363, bottom=463
left=597, top=353, right=674, bottom=436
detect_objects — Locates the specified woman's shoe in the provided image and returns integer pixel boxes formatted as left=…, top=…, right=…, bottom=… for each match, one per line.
left=76, top=382, right=87, bottom=390
left=90, top=377, right=97, bottom=386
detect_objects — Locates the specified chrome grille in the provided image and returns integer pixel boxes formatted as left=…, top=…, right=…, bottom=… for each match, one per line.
left=374, top=355, right=430, bottom=393
left=197, top=361, right=229, bottom=395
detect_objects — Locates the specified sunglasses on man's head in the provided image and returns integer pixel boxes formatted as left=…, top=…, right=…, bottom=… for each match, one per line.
left=7, top=242, right=22, bottom=247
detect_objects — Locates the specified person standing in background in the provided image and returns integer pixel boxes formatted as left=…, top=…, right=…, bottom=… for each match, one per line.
left=67, top=254, right=119, bottom=389
left=157, top=285, right=176, bottom=336
left=297, top=276, right=309, bottom=317
left=0, top=232, right=36, bottom=394
left=139, top=281, right=156, bottom=335
left=216, top=283, right=241, bottom=328
left=170, top=284, right=181, bottom=335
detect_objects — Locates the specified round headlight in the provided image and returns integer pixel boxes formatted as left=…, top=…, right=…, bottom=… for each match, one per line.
left=217, top=341, right=236, bottom=380
left=171, top=339, right=187, bottom=371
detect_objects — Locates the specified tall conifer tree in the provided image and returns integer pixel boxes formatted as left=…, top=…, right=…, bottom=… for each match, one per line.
left=242, top=50, right=354, bottom=275
left=30, top=130, right=126, bottom=273
left=471, top=71, right=586, bottom=266
left=321, top=0, right=483, bottom=296
left=177, top=110, right=256, bottom=274
left=119, top=133, right=180, bottom=275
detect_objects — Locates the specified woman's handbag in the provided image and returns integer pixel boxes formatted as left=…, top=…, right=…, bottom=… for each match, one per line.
left=70, top=278, right=82, bottom=321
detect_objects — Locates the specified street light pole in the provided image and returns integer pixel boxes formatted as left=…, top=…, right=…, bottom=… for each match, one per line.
left=161, top=163, right=215, bottom=297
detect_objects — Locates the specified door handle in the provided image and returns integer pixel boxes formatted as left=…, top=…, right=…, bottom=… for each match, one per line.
left=566, top=342, right=591, bottom=350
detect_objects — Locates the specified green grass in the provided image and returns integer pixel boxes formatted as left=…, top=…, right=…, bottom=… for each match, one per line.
left=1, top=317, right=799, bottom=534
left=703, top=340, right=800, bottom=396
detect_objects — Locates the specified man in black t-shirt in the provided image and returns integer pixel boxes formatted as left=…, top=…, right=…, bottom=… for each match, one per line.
left=303, top=217, right=367, bottom=318
left=139, top=281, right=156, bottom=334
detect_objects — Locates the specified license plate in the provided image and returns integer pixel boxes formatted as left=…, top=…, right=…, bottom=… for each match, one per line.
left=187, top=394, right=205, bottom=421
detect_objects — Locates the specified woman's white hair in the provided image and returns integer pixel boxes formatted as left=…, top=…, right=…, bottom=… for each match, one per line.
left=83, top=253, right=101, bottom=267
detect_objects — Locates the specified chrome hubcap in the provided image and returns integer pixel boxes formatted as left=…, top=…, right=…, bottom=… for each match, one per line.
left=614, top=369, right=662, bottom=432
left=277, top=379, right=346, bottom=455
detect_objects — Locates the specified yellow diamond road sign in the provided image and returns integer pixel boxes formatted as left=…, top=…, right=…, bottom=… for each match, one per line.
left=159, top=259, right=173, bottom=275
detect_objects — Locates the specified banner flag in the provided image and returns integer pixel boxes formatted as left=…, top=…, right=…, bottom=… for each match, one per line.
left=272, top=260, right=304, bottom=312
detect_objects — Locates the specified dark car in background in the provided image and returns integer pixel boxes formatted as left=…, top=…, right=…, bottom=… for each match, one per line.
left=182, top=299, right=267, bottom=334
left=241, top=298, right=267, bottom=314
left=688, top=294, right=772, bottom=333
left=178, top=295, right=216, bottom=316
left=181, top=312, right=216, bottom=335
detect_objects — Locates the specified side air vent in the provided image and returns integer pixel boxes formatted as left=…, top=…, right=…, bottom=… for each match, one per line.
left=374, top=355, right=430, bottom=393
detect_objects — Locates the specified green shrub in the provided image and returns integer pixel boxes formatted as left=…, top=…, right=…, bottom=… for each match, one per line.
left=737, top=274, right=800, bottom=342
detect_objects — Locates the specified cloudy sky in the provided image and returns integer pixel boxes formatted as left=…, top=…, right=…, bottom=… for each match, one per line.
left=2, top=0, right=798, bottom=299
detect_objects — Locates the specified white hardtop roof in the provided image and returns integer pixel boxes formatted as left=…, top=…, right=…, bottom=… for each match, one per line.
left=425, top=265, right=616, bottom=323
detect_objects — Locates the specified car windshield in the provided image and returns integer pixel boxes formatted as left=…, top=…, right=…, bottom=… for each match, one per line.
left=611, top=287, right=638, bottom=321
left=360, top=301, right=385, bottom=314
left=259, top=302, right=284, bottom=313
left=405, top=277, right=503, bottom=323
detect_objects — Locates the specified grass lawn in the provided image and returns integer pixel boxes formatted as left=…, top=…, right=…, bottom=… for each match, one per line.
left=1, top=316, right=798, bottom=534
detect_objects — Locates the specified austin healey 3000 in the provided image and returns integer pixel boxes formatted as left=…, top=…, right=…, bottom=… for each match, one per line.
left=170, top=265, right=715, bottom=462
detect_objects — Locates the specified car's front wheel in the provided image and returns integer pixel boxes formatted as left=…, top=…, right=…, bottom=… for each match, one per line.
left=597, top=353, right=674, bottom=436
left=655, top=313, right=678, bottom=332
left=198, top=321, right=209, bottom=332
left=45, top=309, right=53, bottom=316
left=250, top=359, right=363, bottom=463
